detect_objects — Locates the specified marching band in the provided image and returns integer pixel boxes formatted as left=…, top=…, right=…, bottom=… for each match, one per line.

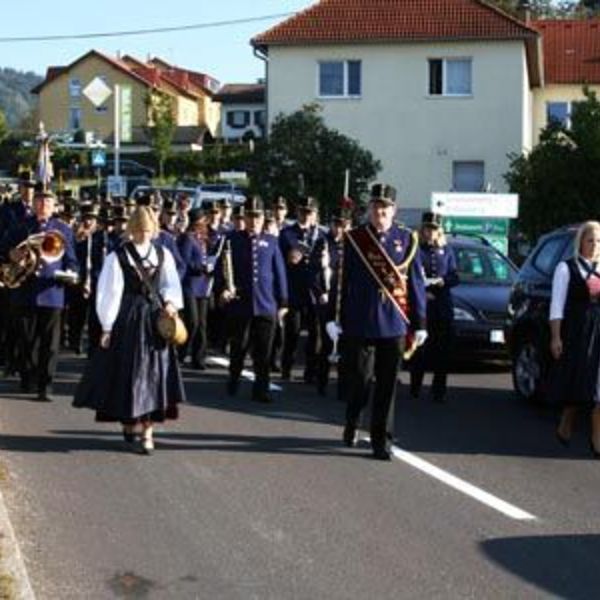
left=0, top=173, right=434, bottom=459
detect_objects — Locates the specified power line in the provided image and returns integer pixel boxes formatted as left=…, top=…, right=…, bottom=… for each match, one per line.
left=0, top=13, right=294, bottom=43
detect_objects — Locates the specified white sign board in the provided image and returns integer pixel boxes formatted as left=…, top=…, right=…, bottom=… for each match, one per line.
left=219, top=171, right=247, bottom=181
left=83, top=77, right=113, bottom=108
left=107, top=175, right=127, bottom=197
left=431, top=193, right=519, bottom=218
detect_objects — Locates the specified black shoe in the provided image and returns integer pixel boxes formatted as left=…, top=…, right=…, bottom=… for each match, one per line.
left=192, top=361, right=207, bottom=371
left=409, top=385, right=421, bottom=400
left=317, top=384, right=327, bottom=397
left=122, top=428, right=136, bottom=444
left=372, top=447, right=392, bottom=461
left=252, top=393, right=273, bottom=404
left=281, top=369, right=291, bottom=381
left=20, top=378, right=31, bottom=393
left=37, top=389, right=54, bottom=402
left=227, top=379, right=239, bottom=396
left=343, top=424, right=357, bottom=448
left=590, top=439, right=600, bottom=459
left=270, top=363, right=281, bottom=373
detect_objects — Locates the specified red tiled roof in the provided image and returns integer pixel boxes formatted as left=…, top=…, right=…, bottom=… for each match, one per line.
left=531, top=19, right=600, bottom=84
left=252, top=0, right=538, bottom=48
left=214, top=84, right=265, bottom=103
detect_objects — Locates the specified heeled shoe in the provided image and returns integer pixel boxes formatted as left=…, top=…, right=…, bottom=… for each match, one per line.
left=140, top=435, right=154, bottom=456
left=556, top=430, right=570, bottom=448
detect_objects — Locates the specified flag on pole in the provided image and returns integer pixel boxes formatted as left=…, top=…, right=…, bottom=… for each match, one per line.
left=36, top=123, right=54, bottom=190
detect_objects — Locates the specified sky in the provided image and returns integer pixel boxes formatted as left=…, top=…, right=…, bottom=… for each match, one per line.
left=0, top=0, right=314, bottom=85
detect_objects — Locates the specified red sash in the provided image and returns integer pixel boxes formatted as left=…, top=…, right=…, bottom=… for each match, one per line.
left=346, top=225, right=416, bottom=325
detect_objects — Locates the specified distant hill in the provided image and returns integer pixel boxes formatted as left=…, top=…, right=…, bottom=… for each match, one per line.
left=0, top=67, right=43, bottom=129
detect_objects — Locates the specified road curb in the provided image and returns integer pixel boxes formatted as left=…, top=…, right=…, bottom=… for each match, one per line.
left=0, top=485, right=35, bottom=599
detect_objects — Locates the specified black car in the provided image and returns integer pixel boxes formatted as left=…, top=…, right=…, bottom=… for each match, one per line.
left=446, top=235, right=518, bottom=359
left=507, top=225, right=578, bottom=402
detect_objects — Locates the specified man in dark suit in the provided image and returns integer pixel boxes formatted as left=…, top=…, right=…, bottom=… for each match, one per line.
left=0, top=189, right=79, bottom=401
left=340, top=184, right=427, bottom=460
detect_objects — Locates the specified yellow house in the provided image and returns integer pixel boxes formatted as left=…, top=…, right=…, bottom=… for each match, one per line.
left=31, top=49, right=221, bottom=152
left=531, top=20, right=600, bottom=143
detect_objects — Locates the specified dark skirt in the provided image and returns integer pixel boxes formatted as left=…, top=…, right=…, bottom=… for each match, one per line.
left=549, top=303, right=600, bottom=408
left=73, top=293, right=186, bottom=422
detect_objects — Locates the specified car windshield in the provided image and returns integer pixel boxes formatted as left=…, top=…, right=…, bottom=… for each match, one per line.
left=453, top=244, right=515, bottom=285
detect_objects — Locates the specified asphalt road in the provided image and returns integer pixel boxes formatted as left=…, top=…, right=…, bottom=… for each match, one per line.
left=0, top=353, right=599, bottom=599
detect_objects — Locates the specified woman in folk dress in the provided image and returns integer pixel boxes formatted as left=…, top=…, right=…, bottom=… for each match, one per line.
left=74, top=206, right=186, bottom=454
left=550, top=220, right=600, bottom=457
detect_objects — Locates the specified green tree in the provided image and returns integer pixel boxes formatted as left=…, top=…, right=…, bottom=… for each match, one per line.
left=505, top=87, right=600, bottom=239
left=247, top=104, right=381, bottom=215
left=486, top=0, right=578, bottom=17
left=144, top=91, right=175, bottom=180
left=0, top=109, right=8, bottom=144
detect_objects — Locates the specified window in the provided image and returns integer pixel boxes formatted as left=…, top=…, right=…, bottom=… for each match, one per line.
left=454, top=246, right=514, bottom=285
left=254, top=110, right=265, bottom=127
left=318, top=60, right=361, bottom=97
left=227, top=110, right=250, bottom=129
left=69, top=107, right=82, bottom=130
left=69, top=78, right=81, bottom=98
left=546, top=101, right=582, bottom=128
left=452, top=161, right=484, bottom=192
left=428, top=58, right=472, bottom=96
left=532, top=234, right=571, bottom=275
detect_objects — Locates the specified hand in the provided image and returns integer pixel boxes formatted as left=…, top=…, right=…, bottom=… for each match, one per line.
left=277, top=307, right=289, bottom=323
left=319, top=293, right=329, bottom=305
left=550, top=337, right=563, bottom=360
left=163, top=302, right=177, bottom=318
left=9, top=246, right=28, bottom=263
left=204, top=261, right=215, bottom=274
left=288, top=249, right=303, bottom=265
left=414, top=329, right=428, bottom=347
left=220, top=289, right=234, bottom=304
left=434, top=277, right=445, bottom=287
left=100, top=332, right=111, bottom=349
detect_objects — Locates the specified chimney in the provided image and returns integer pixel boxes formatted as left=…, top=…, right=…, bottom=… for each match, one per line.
left=517, top=0, right=531, bottom=23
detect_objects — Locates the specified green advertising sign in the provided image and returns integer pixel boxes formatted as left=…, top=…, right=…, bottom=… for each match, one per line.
left=442, top=217, right=509, bottom=236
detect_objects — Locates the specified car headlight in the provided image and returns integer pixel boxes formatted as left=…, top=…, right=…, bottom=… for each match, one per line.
left=453, top=306, right=476, bottom=321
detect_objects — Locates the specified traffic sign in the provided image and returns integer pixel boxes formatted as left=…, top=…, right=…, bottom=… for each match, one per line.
left=83, top=77, right=112, bottom=108
left=443, top=217, right=509, bottom=236
left=431, top=193, right=518, bottom=218
left=91, top=149, right=106, bottom=168
left=107, top=175, right=126, bottom=197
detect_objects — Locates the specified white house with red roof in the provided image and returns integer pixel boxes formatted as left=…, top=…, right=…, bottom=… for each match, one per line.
left=252, top=0, right=549, bottom=210
left=530, top=19, right=600, bottom=141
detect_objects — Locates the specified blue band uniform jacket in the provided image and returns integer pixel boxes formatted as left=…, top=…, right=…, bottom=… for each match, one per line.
left=341, top=223, right=426, bottom=338
left=279, top=223, right=325, bottom=309
left=0, top=216, right=79, bottom=308
left=419, top=242, right=459, bottom=322
left=216, top=230, right=288, bottom=318
left=178, top=233, right=214, bottom=299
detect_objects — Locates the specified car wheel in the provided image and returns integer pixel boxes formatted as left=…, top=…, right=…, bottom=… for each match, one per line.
left=512, top=337, right=545, bottom=402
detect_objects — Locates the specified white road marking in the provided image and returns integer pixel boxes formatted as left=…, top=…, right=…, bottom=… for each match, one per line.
left=206, top=356, right=282, bottom=392
left=361, top=436, right=536, bottom=521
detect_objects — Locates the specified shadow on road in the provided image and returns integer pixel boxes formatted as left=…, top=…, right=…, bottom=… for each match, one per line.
left=480, top=534, right=600, bottom=599
left=0, top=430, right=349, bottom=457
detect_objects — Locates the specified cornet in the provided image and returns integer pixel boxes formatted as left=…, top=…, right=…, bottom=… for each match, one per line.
left=0, top=230, right=66, bottom=288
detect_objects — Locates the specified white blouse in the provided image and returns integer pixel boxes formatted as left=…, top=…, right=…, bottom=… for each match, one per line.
left=550, top=258, right=595, bottom=320
left=96, top=242, right=183, bottom=333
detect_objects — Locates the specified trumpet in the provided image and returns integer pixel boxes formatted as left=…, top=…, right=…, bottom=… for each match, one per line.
left=0, top=231, right=66, bottom=289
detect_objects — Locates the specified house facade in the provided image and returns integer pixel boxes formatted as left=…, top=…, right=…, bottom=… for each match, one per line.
left=530, top=20, right=600, bottom=142
left=252, top=0, right=544, bottom=210
left=31, top=50, right=221, bottom=153
left=214, top=83, right=266, bottom=142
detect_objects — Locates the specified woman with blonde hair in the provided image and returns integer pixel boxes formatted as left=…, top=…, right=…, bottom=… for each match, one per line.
left=550, top=220, right=600, bottom=456
left=74, top=206, right=186, bottom=454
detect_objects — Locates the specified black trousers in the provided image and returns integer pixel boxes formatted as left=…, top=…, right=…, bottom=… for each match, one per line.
left=344, top=336, right=405, bottom=451
left=229, top=315, right=276, bottom=399
left=87, top=292, right=102, bottom=358
left=16, top=306, right=62, bottom=391
left=180, top=294, right=209, bottom=365
left=316, top=315, right=348, bottom=400
left=409, top=319, right=453, bottom=399
left=67, top=288, right=89, bottom=352
left=282, top=305, right=320, bottom=378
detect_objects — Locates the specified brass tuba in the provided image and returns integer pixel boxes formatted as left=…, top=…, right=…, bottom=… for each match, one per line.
left=0, top=231, right=66, bottom=288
